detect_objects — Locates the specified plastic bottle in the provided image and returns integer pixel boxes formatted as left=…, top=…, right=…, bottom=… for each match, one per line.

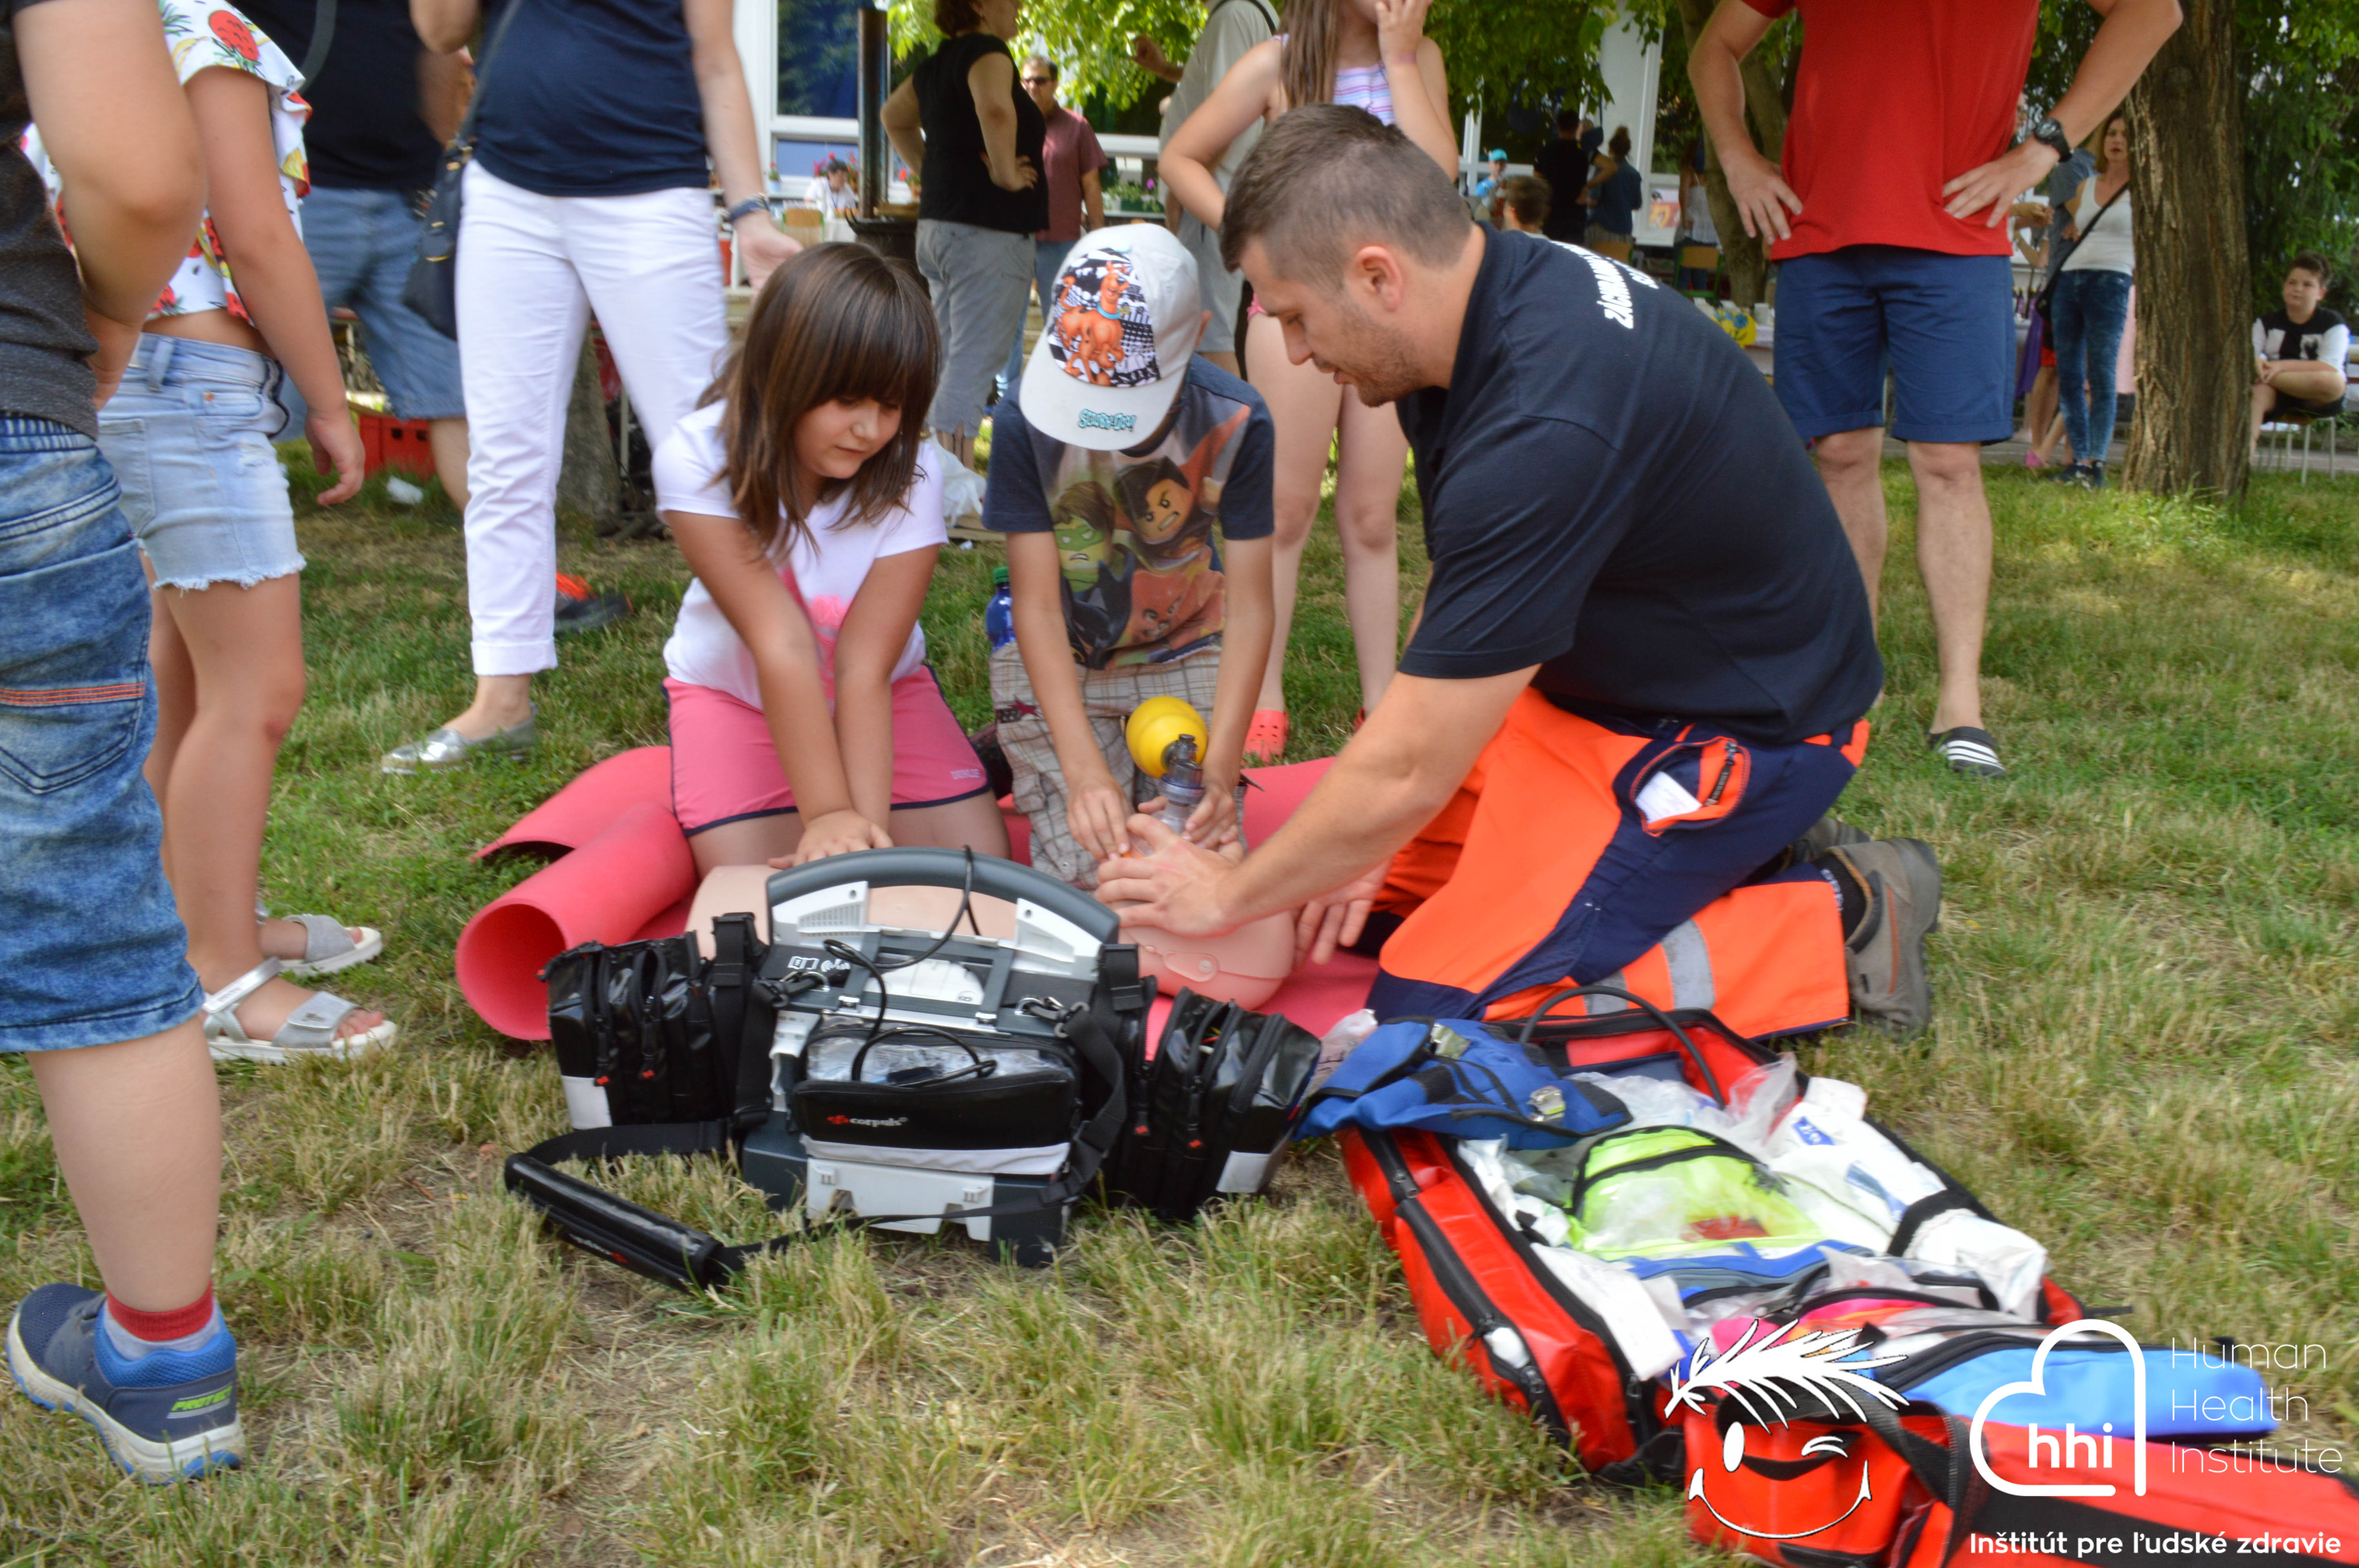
left=984, top=567, right=1014, bottom=650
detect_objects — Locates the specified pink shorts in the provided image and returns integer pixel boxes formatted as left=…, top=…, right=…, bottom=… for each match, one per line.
left=664, top=671, right=991, bottom=835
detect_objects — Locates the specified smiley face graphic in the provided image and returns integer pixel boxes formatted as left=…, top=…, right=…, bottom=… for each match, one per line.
left=1687, top=1421, right=1875, bottom=1541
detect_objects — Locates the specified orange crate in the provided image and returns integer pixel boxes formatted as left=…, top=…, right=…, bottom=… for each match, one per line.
left=353, top=409, right=435, bottom=479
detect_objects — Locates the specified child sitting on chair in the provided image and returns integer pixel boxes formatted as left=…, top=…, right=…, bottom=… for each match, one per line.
left=656, top=244, right=1007, bottom=877
left=985, top=225, right=1276, bottom=891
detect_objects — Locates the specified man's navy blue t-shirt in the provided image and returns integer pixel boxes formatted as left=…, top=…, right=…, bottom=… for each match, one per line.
left=1395, top=229, right=1881, bottom=746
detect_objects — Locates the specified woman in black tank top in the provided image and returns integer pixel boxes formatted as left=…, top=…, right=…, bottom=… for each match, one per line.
left=883, top=0, right=1044, bottom=463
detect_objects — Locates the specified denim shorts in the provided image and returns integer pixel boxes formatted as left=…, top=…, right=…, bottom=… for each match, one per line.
left=1772, top=245, right=2017, bottom=445
left=0, top=418, right=201, bottom=1051
left=100, top=334, right=307, bottom=592
left=303, top=185, right=466, bottom=421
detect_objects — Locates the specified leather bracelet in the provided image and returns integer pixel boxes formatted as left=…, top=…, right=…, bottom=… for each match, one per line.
left=724, top=197, right=772, bottom=227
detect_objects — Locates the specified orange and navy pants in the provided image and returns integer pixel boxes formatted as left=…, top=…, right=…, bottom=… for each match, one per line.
left=1367, top=690, right=1868, bottom=1040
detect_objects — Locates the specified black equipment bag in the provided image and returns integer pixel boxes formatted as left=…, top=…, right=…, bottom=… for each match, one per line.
left=507, top=853, right=1328, bottom=1285
left=1102, top=989, right=1324, bottom=1222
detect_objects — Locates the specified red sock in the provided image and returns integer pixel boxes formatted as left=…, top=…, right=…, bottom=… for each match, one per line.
left=105, top=1286, right=216, bottom=1344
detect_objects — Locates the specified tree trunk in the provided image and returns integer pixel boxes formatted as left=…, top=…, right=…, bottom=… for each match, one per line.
left=556, top=332, right=619, bottom=525
left=1671, top=0, right=1788, bottom=310
left=2122, top=0, right=2249, bottom=497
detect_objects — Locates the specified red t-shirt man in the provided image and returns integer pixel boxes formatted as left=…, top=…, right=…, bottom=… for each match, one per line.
left=1747, top=0, right=2037, bottom=260
left=1690, top=0, right=2180, bottom=787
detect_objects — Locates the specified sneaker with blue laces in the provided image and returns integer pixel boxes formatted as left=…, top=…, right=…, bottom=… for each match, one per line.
left=7, top=1284, right=243, bottom=1483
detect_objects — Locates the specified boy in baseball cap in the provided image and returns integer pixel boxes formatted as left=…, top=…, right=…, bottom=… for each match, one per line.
left=983, top=224, right=1276, bottom=891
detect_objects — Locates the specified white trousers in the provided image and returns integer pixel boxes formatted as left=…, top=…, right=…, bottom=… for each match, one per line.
left=455, top=163, right=727, bottom=676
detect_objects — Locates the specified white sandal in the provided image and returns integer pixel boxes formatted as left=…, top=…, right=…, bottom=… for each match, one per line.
left=271, top=912, right=385, bottom=979
left=201, top=958, right=398, bottom=1065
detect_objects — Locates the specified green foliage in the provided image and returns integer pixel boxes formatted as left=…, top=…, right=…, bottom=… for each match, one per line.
left=889, top=0, right=1210, bottom=114
left=889, top=0, right=1651, bottom=137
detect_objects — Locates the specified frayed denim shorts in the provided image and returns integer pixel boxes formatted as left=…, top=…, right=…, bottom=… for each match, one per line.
left=0, top=418, right=201, bottom=1050
left=100, top=334, right=307, bottom=592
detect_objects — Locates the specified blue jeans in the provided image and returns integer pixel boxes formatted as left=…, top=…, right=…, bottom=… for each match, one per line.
left=1000, top=236, right=1079, bottom=394
left=302, top=185, right=466, bottom=421
left=102, top=336, right=306, bottom=592
left=2052, top=267, right=2132, bottom=465
left=0, top=419, right=200, bottom=1051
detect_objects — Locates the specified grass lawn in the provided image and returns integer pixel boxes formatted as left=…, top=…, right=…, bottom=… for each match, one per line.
left=3, top=459, right=2355, bottom=1564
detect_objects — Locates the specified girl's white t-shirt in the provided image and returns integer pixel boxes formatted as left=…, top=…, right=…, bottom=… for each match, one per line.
left=655, top=402, right=947, bottom=709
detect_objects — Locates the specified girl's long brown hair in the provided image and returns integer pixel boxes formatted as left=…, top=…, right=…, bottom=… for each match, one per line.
left=710, top=243, right=940, bottom=559
left=1279, top=0, right=1342, bottom=114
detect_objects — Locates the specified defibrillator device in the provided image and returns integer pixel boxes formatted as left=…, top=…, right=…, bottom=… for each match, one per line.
left=507, top=848, right=1321, bottom=1285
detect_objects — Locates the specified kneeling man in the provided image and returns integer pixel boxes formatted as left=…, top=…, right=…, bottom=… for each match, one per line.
left=1098, top=105, right=1939, bottom=1037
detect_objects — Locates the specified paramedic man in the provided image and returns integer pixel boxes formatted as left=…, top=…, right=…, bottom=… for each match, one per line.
left=1097, top=106, right=1942, bottom=1038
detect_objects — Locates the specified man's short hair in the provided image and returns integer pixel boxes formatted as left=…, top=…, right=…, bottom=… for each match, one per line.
left=1025, top=54, right=1058, bottom=81
left=1221, top=104, right=1472, bottom=285
left=2290, top=250, right=2334, bottom=287
left=1556, top=107, right=1583, bottom=134
left=1501, top=174, right=1550, bottom=230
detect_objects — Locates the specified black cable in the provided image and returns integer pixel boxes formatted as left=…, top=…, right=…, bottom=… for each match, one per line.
left=817, top=848, right=981, bottom=1044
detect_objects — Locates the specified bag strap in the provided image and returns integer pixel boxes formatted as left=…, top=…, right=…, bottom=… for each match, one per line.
left=504, top=1004, right=1130, bottom=1290
left=449, top=0, right=530, bottom=153
left=2035, top=182, right=2128, bottom=308
left=297, top=0, right=337, bottom=88
left=1516, top=984, right=1727, bottom=1105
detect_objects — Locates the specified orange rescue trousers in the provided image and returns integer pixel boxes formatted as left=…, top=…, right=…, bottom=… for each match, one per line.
left=1366, top=691, right=1867, bottom=1040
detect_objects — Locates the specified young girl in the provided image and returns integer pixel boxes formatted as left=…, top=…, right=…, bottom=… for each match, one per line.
left=657, top=244, right=1009, bottom=877
left=40, top=0, right=387, bottom=1062
left=1160, top=0, right=1453, bottom=759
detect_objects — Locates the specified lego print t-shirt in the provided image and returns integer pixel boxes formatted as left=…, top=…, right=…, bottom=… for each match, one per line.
left=985, top=358, right=1275, bottom=669
left=654, top=401, right=947, bottom=708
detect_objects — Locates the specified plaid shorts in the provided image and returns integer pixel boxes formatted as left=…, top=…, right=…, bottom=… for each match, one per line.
left=989, top=640, right=1223, bottom=890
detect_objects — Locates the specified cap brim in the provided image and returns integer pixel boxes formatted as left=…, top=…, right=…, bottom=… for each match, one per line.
left=1016, top=316, right=1200, bottom=451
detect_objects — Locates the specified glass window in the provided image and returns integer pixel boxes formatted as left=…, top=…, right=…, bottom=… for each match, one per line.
left=778, top=0, right=859, bottom=118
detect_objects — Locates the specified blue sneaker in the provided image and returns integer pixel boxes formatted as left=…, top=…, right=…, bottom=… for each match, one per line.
left=7, top=1284, right=243, bottom=1482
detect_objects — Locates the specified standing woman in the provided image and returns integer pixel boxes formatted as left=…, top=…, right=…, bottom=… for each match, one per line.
left=1161, top=0, right=1452, bottom=760
left=38, top=0, right=393, bottom=1058
left=1582, top=124, right=1640, bottom=250
left=881, top=0, right=1044, bottom=468
left=385, top=0, right=798, bottom=771
left=2048, top=113, right=2133, bottom=490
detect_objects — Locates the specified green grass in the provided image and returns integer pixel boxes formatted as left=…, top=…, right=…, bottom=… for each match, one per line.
left=2, top=459, right=2356, bottom=1561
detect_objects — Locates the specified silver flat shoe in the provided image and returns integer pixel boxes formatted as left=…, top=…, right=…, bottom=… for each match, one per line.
left=380, top=711, right=536, bottom=774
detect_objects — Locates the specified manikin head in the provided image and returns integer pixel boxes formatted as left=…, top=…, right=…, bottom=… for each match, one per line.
left=1220, top=104, right=1478, bottom=408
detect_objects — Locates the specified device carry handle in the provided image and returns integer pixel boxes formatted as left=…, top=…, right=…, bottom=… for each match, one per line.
left=765, top=846, right=1120, bottom=944
left=1514, top=984, right=1727, bottom=1105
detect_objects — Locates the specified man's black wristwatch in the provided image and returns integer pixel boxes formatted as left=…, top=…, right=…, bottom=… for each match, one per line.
left=2028, top=115, right=2073, bottom=162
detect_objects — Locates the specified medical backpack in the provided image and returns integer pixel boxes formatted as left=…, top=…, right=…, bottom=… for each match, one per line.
left=1316, top=987, right=2359, bottom=1563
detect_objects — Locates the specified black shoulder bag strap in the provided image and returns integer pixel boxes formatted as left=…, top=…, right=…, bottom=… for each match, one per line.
left=296, top=0, right=337, bottom=88
left=503, top=1005, right=1130, bottom=1291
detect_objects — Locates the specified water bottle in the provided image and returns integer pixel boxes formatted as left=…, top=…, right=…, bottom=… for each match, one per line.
left=984, top=566, right=1014, bottom=650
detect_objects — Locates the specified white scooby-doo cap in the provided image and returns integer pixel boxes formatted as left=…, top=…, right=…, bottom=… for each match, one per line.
left=1019, top=223, right=1205, bottom=452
